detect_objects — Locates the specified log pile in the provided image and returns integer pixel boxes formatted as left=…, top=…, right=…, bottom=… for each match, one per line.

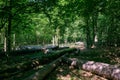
left=1, top=48, right=119, bottom=80
left=0, top=48, right=75, bottom=79
left=24, top=54, right=67, bottom=80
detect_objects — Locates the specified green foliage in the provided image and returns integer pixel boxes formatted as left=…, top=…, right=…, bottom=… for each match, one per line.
left=0, top=0, right=120, bottom=51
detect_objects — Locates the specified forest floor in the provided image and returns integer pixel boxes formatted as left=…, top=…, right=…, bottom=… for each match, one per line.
left=0, top=47, right=120, bottom=80
left=46, top=47, right=120, bottom=80
left=45, top=64, right=107, bottom=80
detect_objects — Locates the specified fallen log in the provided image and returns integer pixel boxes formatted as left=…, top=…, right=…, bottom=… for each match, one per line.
left=62, top=57, right=120, bottom=80
left=82, top=61, right=120, bottom=80
left=44, top=45, right=59, bottom=50
left=0, top=46, right=59, bottom=56
left=0, top=48, right=76, bottom=79
left=42, top=46, right=69, bottom=54
left=71, top=69, right=107, bottom=80
left=24, top=54, right=67, bottom=80
left=0, top=48, right=42, bottom=57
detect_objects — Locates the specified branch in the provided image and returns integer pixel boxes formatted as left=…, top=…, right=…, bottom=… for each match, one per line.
left=12, top=2, right=42, bottom=17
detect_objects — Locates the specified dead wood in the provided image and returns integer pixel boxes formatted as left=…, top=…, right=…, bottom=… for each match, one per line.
left=62, top=57, right=120, bottom=80
left=24, top=54, right=67, bottom=80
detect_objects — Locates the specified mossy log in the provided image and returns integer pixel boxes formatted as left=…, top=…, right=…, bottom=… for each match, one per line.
left=0, top=48, right=76, bottom=79
left=62, top=57, right=120, bottom=80
left=24, top=54, right=67, bottom=80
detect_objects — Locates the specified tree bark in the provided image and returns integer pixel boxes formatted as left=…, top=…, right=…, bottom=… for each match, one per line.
left=92, top=12, right=98, bottom=48
left=85, top=17, right=91, bottom=48
left=12, top=34, right=16, bottom=50
left=24, top=54, right=67, bottom=80
left=62, top=57, right=120, bottom=80
left=6, top=0, right=12, bottom=57
left=0, top=48, right=76, bottom=79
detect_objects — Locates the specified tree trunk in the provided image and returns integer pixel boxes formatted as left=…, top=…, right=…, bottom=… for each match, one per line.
left=0, top=48, right=76, bottom=79
left=24, top=54, right=67, bottom=80
left=62, top=57, right=120, bottom=80
left=4, top=28, right=7, bottom=57
left=12, top=34, right=16, bottom=50
left=85, top=17, right=91, bottom=48
left=91, top=12, right=98, bottom=48
left=55, top=35, right=57, bottom=46
left=52, top=36, right=55, bottom=46
left=6, top=0, right=12, bottom=56
left=4, top=36, right=7, bottom=52
left=0, top=32, right=3, bottom=45
left=82, top=61, right=120, bottom=80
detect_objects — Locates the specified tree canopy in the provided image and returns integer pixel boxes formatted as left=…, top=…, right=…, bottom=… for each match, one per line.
left=0, top=0, right=120, bottom=54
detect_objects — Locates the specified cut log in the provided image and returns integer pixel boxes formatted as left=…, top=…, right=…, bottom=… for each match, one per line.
left=82, top=61, right=120, bottom=80
left=24, top=54, right=67, bottom=80
left=44, top=45, right=59, bottom=50
left=62, top=57, right=80, bottom=69
left=62, top=57, right=120, bottom=80
left=0, top=48, right=76, bottom=79
left=42, top=46, right=69, bottom=54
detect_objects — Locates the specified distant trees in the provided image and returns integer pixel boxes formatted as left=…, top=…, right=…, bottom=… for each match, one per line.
left=0, top=0, right=57, bottom=56
left=0, top=0, right=119, bottom=56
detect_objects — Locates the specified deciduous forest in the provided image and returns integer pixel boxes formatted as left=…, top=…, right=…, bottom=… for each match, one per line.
left=0, top=0, right=120, bottom=80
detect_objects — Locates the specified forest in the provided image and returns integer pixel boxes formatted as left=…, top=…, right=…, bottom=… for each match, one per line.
left=0, top=0, right=120, bottom=80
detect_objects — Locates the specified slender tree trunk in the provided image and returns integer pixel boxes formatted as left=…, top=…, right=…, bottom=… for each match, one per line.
left=64, top=38, right=68, bottom=45
left=4, top=36, right=7, bottom=52
left=55, top=35, right=57, bottom=46
left=6, top=0, right=12, bottom=57
left=92, top=15, right=95, bottom=46
left=107, top=16, right=114, bottom=46
left=53, top=28, right=60, bottom=46
left=0, top=31, right=4, bottom=48
left=4, top=27, right=7, bottom=54
left=12, top=34, right=16, bottom=50
left=85, top=17, right=91, bottom=48
left=0, top=33, right=1, bottom=49
left=56, top=28, right=59, bottom=46
left=52, top=36, right=55, bottom=46
left=92, top=12, right=98, bottom=48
